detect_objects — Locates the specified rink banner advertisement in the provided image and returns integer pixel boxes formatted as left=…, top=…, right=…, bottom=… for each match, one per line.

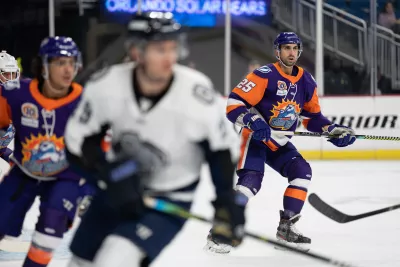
left=102, top=0, right=271, bottom=27
left=292, top=96, right=400, bottom=160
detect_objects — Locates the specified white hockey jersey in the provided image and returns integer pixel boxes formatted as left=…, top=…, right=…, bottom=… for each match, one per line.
left=65, top=62, right=240, bottom=201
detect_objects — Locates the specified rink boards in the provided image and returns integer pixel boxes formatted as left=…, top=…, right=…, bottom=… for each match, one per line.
left=293, top=95, right=400, bottom=160
left=3, top=95, right=399, bottom=161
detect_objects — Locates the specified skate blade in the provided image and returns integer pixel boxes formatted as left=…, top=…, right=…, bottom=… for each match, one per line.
left=274, top=238, right=310, bottom=252
left=203, top=240, right=232, bottom=255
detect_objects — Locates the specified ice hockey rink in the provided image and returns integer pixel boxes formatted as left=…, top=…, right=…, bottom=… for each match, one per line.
left=0, top=160, right=399, bottom=267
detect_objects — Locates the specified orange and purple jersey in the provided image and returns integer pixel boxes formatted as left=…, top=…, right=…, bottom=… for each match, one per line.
left=226, top=62, right=331, bottom=151
left=0, top=79, right=83, bottom=180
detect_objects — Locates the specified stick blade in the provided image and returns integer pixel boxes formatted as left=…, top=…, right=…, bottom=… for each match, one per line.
left=308, top=193, right=351, bottom=223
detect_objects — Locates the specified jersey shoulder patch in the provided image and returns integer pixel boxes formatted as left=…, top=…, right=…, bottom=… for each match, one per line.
left=174, top=64, right=216, bottom=105
left=192, top=84, right=215, bottom=105
left=253, top=64, right=274, bottom=78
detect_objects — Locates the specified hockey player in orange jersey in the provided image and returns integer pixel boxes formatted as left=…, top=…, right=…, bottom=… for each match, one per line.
left=206, top=32, right=356, bottom=253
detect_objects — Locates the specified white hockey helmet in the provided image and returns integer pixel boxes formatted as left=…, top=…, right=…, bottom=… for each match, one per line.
left=0, top=50, right=20, bottom=85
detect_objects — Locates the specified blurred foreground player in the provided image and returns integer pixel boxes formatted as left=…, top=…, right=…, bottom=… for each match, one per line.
left=0, top=37, right=89, bottom=267
left=0, top=51, right=19, bottom=163
left=65, top=12, right=246, bottom=267
left=206, top=32, right=356, bottom=253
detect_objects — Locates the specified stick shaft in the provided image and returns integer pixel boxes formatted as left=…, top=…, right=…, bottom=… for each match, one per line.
left=144, top=197, right=358, bottom=267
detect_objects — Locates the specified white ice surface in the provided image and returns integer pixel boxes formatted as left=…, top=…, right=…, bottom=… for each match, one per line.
left=1, top=160, right=399, bottom=267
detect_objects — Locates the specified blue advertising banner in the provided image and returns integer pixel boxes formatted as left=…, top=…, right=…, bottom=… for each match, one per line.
left=102, top=0, right=271, bottom=27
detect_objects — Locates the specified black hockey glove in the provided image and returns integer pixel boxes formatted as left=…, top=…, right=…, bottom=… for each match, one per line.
left=95, top=132, right=168, bottom=220
left=210, top=191, right=246, bottom=247
left=95, top=157, right=145, bottom=220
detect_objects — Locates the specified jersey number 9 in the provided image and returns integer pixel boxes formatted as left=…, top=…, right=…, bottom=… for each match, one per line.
left=79, top=101, right=92, bottom=124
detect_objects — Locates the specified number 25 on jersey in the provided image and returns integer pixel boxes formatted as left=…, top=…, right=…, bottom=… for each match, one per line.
left=236, top=79, right=256, bottom=92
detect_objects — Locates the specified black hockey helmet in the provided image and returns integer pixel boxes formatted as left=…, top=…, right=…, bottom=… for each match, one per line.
left=125, top=12, right=188, bottom=59
left=127, top=12, right=182, bottom=42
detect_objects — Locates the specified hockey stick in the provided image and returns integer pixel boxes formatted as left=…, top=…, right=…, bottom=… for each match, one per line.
left=276, top=131, right=400, bottom=141
left=308, top=193, right=400, bottom=223
left=143, top=197, right=359, bottom=267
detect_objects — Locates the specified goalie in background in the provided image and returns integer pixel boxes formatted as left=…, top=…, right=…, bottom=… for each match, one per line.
left=0, top=50, right=19, bottom=164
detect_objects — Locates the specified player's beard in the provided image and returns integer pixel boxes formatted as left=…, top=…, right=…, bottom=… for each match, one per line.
left=282, top=57, right=297, bottom=67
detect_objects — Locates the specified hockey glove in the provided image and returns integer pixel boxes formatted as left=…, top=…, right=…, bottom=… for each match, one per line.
left=325, top=124, right=356, bottom=147
left=0, top=124, right=15, bottom=150
left=0, top=147, right=12, bottom=162
left=210, top=191, right=246, bottom=248
left=96, top=158, right=145, bottom=219
left=96, top=133, right=168, bottom=219
left=242, top=113, right=271, bottom=141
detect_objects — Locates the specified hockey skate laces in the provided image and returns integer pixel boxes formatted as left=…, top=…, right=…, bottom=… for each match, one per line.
left=288, top=214, right=304, bottom=236
left=290, top=221, right=303, bottom=236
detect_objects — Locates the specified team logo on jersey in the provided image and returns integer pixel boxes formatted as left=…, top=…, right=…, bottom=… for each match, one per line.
left=193, top=84, right=215, bottom=104
left=22, top=134, right=68, bottom=176
left=269, top=99, right=301, bottom=130
left=276, top=81, right=288, bottom=96
left=21, top=103, right=39, bottom=128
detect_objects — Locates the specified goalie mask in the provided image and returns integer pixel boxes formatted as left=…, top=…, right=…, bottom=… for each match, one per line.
left=0, top=51, right=20, bottom=89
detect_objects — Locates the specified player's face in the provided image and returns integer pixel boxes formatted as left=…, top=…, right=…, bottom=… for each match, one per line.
left=48, top=57, right=76, bottom=89
left=278, top=44, right=299, bottom=67
left=144, top=40, right=178, bottom=81
left=0, top=71, right=18, bottom=84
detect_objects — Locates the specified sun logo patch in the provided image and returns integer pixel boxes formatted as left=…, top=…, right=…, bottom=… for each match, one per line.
left=22, top=134, right=68, bottom=176
left=269, top=100, right=301, bottom=130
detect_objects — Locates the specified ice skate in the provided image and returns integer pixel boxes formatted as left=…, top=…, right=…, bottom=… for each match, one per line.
left=203, top=232, right=232, bottom=255
left=275, top=210, right=311, bottom=251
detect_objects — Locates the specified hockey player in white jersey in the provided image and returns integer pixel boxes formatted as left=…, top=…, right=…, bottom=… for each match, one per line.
left=64, top=12, right=247, bottom=267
